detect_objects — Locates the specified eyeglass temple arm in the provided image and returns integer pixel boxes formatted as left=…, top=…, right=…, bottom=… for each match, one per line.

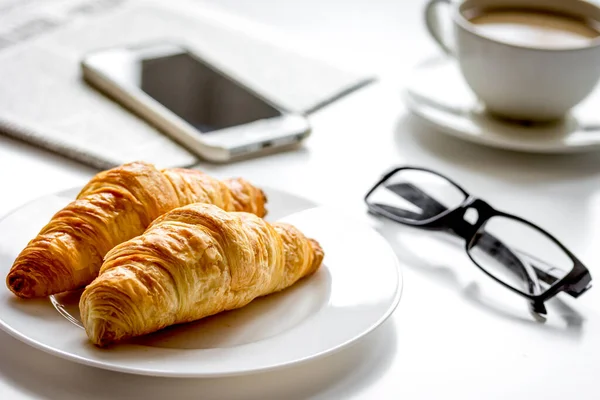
left=386, top=183, right=564, bottom=287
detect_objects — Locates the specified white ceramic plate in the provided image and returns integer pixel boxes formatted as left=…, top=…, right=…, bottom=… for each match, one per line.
left=404, top=56, right=600, bottom=153
left=0, top=187, right=402, bottom=377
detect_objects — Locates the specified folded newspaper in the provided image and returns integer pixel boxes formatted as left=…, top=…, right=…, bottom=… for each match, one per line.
left=0, top=0, right=373, bottom=169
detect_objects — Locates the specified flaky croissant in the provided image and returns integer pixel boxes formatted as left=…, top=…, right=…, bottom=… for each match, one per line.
left=7, top=161, right=267, bottom=299
left=80, top=203, right=324, bottom=346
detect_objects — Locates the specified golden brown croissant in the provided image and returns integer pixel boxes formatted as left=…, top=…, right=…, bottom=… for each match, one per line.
left=80, top=203, right=324, bottom=346
left=7, top=161, right=267, bottom=299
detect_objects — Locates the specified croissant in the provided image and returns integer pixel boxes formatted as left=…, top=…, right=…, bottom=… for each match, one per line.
left=7, top=161, right=267, bottom=299
left=80, top=203, right=324, bottom=346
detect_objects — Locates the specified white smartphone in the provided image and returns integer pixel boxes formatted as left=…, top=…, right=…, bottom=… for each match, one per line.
left=81, top=42, right=311, bottom=162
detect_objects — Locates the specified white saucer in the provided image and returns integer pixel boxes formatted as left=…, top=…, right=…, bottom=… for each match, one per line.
left=404, top=56, right=600, bottom=153
left=0, top=187, right=402, bottom=377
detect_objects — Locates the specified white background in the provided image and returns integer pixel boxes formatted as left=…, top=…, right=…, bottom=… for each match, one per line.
left=1, top=0, right=599, bottom=398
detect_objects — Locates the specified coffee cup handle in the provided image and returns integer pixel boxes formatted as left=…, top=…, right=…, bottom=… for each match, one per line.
left=424, top=0, right=454, bottom=56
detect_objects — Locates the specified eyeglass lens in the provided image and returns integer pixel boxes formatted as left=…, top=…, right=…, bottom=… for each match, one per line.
left=469, top=216, right=574, bottom=296
left=366, top=169, right=467, bottom=222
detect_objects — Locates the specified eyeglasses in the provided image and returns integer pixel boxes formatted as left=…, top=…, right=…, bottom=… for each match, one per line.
left=365, top=166, right=592, bottom=316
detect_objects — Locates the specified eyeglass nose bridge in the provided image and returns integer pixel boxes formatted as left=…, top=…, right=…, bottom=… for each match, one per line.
left=449, top=198, right=495, bottom=240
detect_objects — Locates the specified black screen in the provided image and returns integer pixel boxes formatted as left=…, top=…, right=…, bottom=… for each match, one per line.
left=135, top=51, right=281, bottom=133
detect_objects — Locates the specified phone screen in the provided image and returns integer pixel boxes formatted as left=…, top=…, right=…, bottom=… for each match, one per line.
left=92, top=45, right=282, bottom=133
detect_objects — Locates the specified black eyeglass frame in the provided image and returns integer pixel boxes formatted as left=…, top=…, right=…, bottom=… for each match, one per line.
left=365, top=166, right=592, bottom=314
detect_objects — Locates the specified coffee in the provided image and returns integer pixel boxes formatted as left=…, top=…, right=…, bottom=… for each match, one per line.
left=467, top=8, right=600, bottom=49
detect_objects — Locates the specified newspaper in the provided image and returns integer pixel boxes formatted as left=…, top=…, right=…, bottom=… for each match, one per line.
left=0, top=0, right=372, bottom=169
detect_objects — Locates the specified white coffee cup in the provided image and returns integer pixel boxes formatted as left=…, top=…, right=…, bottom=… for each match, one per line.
left=425, top=0, right=600, bottom=122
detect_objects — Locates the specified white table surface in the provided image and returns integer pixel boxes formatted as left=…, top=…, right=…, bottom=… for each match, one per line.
left=1, top=0, right=600, bottom=399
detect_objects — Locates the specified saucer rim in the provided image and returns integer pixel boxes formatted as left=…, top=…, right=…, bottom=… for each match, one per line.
left=403, top=56, right=600, bottom=154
